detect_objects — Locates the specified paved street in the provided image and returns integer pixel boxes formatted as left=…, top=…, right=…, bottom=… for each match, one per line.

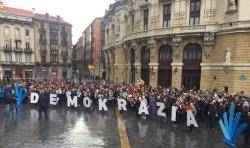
left=0, top=104, right=245, bottom=148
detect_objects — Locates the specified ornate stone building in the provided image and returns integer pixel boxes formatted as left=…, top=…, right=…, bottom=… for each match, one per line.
left=103, top=0, right=250, bottom=93
left=0, top=1, right=72, bottom=80
left=0, top=1, right=35, bottom=80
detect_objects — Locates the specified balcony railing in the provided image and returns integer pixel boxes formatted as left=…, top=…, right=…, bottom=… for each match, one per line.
left=50, top=29, right=58, bottom=33
left=40, top=49, right=47, bottom=56
left=24, top=48, right=32, bottom=53
left=3, top=46, right=12, bottom=52
left=50, top=38, right=58, bottom=44
left=39, top=28, right=47, bottom=33
left=14, top=47, right=22, bottom=52
left=39, top=38, right=47, bottom=44
left=180, top=25, right=206, bottom=31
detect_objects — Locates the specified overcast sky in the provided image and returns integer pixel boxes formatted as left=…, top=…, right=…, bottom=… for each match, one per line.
left=5, top=0, right=115, bottom=44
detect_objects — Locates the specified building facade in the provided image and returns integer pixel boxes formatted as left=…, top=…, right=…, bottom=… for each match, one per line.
left=0, top=1, right=72, bottom=80
left=73, top=36, right=84, bottom=79
left=82, top=18, right=105, bottom=79
left=0, top=2, right=35, bottom=80
left=103, top=0, right=250, bottom=93
left=34, top=13, right=72, bottom=80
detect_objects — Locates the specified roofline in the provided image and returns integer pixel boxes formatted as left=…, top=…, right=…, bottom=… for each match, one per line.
left=82, top=17, right=104, bottom=34
left=0, top=6, right=72, bottom=26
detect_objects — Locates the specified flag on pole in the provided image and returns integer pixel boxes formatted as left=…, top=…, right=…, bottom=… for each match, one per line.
left=88, top=65, right=95, bottom=71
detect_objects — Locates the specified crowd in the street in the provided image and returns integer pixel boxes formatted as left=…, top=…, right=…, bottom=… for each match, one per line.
left=0, top=79, right=249, bottom=145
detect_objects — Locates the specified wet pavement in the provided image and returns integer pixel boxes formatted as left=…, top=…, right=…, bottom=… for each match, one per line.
left=0, top=104, right=246, bottom=148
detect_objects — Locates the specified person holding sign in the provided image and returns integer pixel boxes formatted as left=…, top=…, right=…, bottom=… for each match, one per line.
left=185, top=102, right=198, bottom=132
left=171, top=101, right=179, bottom=128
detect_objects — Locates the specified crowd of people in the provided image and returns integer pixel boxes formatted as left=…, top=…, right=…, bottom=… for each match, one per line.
left=0, top=79, right=249, bottom=145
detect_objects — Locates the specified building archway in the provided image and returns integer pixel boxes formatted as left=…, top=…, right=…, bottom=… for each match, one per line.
left=182, top=43, right=202, bottom=90
left=158, top=44, right=173, bottom=88
left=141, top=46, right=150, bottom=85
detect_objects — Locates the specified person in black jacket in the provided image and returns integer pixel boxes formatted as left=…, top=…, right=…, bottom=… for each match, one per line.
left=207, top=101, right=217, bottom=128
left=38, top=89, right=49, bottom=120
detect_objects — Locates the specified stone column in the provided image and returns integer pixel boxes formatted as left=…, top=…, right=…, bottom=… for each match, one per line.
left=149, top=63, right=159, bottom=87
left=172, top=35, right=183, bottom=89
left=171, top=63, right=183, bottom=89
left=148, top=37, right=158, bottom=87
left=126, top=64, right=131, bottom=83
left=134, top=63, right=141, bottom=82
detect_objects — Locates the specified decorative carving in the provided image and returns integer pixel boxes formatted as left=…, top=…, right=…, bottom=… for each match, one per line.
left=225, top=47, right=231, bottom=64
left=130, top=40, right=138, bottom=49
left=147, top=37, right=156, bottom=48
left=228, top=0, right=237, bottom=11
left=147, top=38, right=157, bottom=58
left=204, top=33, right=215, bottom=58
left=172, top=35, right=182, bottom=59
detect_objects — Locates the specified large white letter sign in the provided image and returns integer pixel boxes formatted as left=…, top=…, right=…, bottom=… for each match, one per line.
left=67, top=95, right=78, bottom=107
left=50, top=94, right=59, bottom=105
left=138, top=101, right=149, bottom=115
left=83, top=97, right=92, bottom=108
left=98, top=99, right=108, bottom=111
left=187, top=110, right=198, bottom=127
left=117, top=98, right=127, bottom=111
left=30, top=92, right=39, bottom=104
left=171, top=106, right=178, bottom=122
left=156, top=102, right=166, bottom=117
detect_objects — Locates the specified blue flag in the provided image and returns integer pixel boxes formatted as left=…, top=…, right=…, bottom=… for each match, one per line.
left=14, top=85, right=28, bottom=110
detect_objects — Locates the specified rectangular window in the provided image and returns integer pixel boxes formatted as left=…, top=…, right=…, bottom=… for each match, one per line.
left=26, top=42, right=30, bottom=50
left=15, top=40, right=21, bottom=49
left=50, top=24, right=58, bottom=30
left=50, top=34, right=58, bottom=41
left=143, top=9, right=149, bottom=31
left=51, top=44, right=58, bottom=50
left=189, top=0, right=201, bottom=26
left=163, top=4, right=171, bottom=28
left=5, top=40, right=11, bottom=49
left=40, top=45, right=46, bottom=51
left=5, top=53, right=12, bottom=62
left=15, top=53, right=21, bottom=63
left=50, top=54, right=58, bottom=64
left=26, top=29, right=30, bottom=36
left=131, top=14, right=135, bottom=32
left=41, top=56, right=46, bottom=64
left=25, top=54, right=31, bottom=63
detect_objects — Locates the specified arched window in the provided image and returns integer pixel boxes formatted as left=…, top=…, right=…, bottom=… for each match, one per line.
left=183, top=43, right=202, bottom=62
left=189, top=0, right=201, bottom=25
left=111, top=24, right=115, bottom=37
left=141, top=47, right=150, bottom=65
left=158, top=45, right=173, bottom=63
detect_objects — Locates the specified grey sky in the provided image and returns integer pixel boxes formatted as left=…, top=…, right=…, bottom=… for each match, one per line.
left=5, top=0, right=115, bottom=44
